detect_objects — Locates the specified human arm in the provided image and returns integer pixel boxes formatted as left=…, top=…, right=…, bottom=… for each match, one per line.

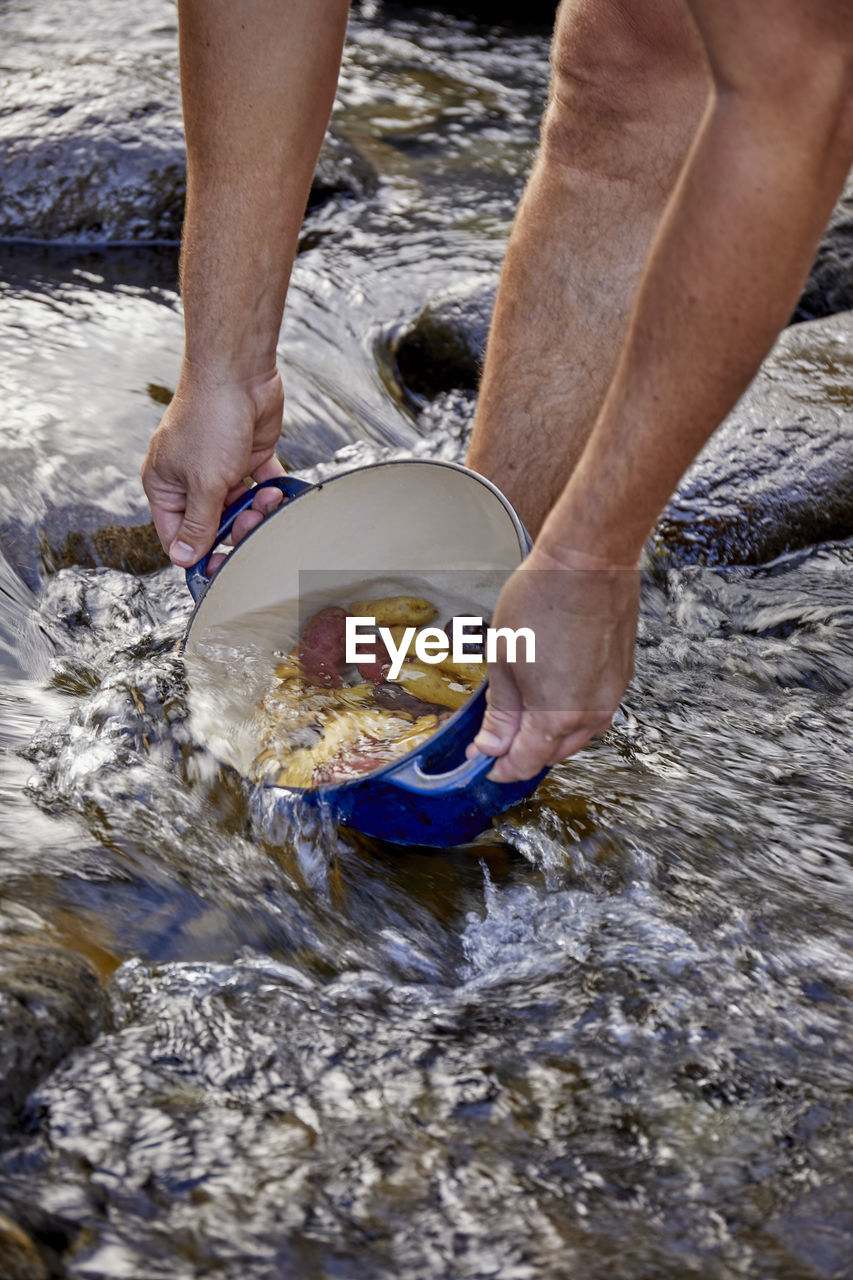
left=142, top=0, right=350, bottom=567
left=474, top=0, right=853, bottom=781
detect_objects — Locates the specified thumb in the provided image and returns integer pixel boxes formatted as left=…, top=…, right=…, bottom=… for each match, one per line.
left=473, top=662, right=523, bottom=758
left=168, top=483, right=228, bottom=568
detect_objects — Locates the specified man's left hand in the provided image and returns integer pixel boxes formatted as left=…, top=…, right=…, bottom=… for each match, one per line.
left=471, top=545, right=640, bottom=783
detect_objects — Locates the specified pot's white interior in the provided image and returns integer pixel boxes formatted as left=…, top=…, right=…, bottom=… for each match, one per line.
left=184, top=461, right=528, bottom=776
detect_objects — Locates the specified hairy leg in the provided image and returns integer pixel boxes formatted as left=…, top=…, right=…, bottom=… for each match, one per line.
left=466, top=0, right=709, bottom=534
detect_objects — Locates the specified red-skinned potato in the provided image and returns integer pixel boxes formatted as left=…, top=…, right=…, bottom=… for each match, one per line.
left=298, top=606, right=349, bottom=687
left=357, top=633, right=391, bottom=684
left=442, top=615, right=488, bottom=658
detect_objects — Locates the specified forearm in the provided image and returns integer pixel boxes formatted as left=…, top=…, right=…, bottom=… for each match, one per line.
left=177, top=0, right=350, bottom=384
left=540, top=79, right=853, bottom=567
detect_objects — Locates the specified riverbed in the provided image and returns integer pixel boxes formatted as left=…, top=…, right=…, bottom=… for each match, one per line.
left=1, top=3, right=852, bottom=1278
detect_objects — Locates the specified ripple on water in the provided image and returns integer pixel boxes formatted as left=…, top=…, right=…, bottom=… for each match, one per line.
left=1, top=544, right=851, bottom=1278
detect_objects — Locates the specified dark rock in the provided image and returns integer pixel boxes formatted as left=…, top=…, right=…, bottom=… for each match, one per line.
left=91, top=522, right=171, bottom=574
left=389, top=274, right=496, bottom=399
left=0, top=4, right=374, bottom=246
left=0, top=0, right=376, bottom=244
left=0, top=1187, right=78, bottom=1280
left=308, top=130, right=378, bottom=210
left=0, top=1214, right=48, bottom=1280
left=0, top=113, right=375, bottom=244
left=0, top=71, right=188, bottom=242
left=655, top=311, right=853, bottom=565
left=41, top=515, right=170, bottom=576
left=47, top=522, right=171, bottom=578
left=0, top=937, right=109, bottom=1126
left=374, top=0, right=557, bottom=26
left=793, top=168, right=853, bottom=323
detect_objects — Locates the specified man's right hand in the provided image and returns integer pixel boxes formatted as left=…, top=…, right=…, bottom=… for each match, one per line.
left=142, top=366, right=287, bottom=570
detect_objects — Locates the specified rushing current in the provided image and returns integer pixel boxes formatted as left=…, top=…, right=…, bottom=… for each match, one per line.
left=1, top=3, right=852, bottom=1278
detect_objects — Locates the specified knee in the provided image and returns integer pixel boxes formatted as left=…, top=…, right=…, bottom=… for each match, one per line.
left=541, top=0, right=708, bottom=165
left=690, top=2, right=853, bottom=158
left=689, top=3, right=853, bottom=103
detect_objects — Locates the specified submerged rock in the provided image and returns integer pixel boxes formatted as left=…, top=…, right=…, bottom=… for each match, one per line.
left=0, top=936, right=109, bottom=1127
left=0, top=1214, right=48, bottom=1280
left=656, top=310, right=853, bottom=565
left=793, top=168, right=853, bottom=322
left=306, top=131, right=378, bottom=211
left=0, top=1187, right=80, bottom=1280
left=42, top=518, right=170, bottom=576
left=388, top=275, right=495, bottom=400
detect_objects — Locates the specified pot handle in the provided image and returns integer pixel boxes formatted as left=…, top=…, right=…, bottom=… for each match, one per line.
left=185, top=476, right=312, bottom=602
left=389, top=748, right=497, bottom=795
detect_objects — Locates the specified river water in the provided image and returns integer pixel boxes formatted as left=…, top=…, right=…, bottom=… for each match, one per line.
left=2, top=4, right=853, bottom=1278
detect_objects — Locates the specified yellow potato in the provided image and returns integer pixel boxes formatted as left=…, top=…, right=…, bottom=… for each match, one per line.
left=274, top=658, right=301, bottom=682
left=386, top=625, right=421, bottom=661
left=275, top=706, right=408, bottom=788
left=397, top=661, right=473, bottom=710
left=347, top=595, right=437, bottom=627
left=437, top=657, right=488, bottom=685
left=382, top=630, right=486, bottom=684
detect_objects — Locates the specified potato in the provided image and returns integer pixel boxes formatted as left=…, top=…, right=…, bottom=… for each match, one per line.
left=372, top=682, right=446, bottom=718
left=311, top=714, right=439, bottom=786
left=275, top=705, right=412, bottom=788
left=396, top=661, right=474, bottom=710
left=347, top=595, right=437, bottom=627
left=356, top=633, right=391, bottom=684
left=298, top=605, right=348, bottom=687
left=443, top=614, right=488, bottom=658
left=387, top=625, right=421, bottom=660
left=384, top=626, right=486, bottom=682
left=437, top=657, right=488, bottom=685
left=274, top=658, right=301, bottom=682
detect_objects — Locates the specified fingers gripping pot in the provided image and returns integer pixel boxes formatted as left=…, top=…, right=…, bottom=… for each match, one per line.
left=182, top=460, right=547, bottom=846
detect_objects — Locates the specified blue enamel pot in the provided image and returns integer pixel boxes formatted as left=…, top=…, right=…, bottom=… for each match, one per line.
left=181, top=459, right=547, bottom=847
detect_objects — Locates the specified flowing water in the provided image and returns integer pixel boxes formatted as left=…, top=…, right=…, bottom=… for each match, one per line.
left=1, top=4, right=853, bottom=1278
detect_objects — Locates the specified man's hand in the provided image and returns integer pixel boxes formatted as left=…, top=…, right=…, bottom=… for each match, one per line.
left=142, top=367, right=286, bottom=569
left=472, top=545, right=639, bottom=783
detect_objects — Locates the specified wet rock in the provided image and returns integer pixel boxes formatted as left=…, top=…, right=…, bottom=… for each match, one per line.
left=0, top=113, right=375, bottom=244
left=42, top=518, right=170, bottom=576
left=0, top=1187, right=79, bottom=1280
left=655, top=310, right=853, bottom=565
left=793, top=168, right=853, bottom=323
left=307, top=131, right=378, bottom=210
left=377, top=0, right=557, bottom=24
left=0, top=64, right=188, bottom=243
left=0, top=1214, right=48, bottom=1280
left=0, top=937, right=109, bottom=1127
left=91, top=522, right=170, bottom=574
left=389, top=274, right=496, bottom=399
left=0, top=0, right=374, bottom=245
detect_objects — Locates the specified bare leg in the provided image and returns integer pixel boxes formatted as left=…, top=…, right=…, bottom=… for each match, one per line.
left=466, top=0, right=709, bottom=535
